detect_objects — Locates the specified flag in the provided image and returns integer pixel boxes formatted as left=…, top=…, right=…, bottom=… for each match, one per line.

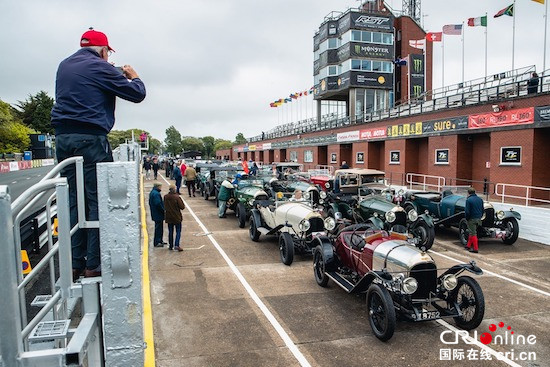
left=270, top=102, right=275, bottom=107
left=393, top=57, right=407, bottom=66
left=468, top=16, right=487, bottom=27
left=409, top=39, right=425, bottom=50
left=442, top=24, right=463, bottom=35
left=494, top=4, right=514, bottom=17
left=284, top=97, right=292, bottom=103
left=531, top=0, right=544, bottom=4
left=426, top=32, right=442, bottom=42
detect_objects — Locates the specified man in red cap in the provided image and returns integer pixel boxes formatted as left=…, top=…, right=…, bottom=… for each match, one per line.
left=51, top=28, right=146, bottom=280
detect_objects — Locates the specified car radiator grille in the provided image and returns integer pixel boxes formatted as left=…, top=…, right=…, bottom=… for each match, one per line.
left=482, top=208, right=495, bottom=227
left=394, top=211, right=407, bottom=227
left=410, top=263, right=437, bottom=299
left=308, top=217, right=325, bottom=233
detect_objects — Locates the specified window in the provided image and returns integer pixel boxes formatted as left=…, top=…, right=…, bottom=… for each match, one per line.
left=361, top=60, right=371, bottom=71
left=328, top=38, right=339, bottom=49
left=349, top=59, right=392, bottom=73
left=383, top=33, right=393, bottom=44
left=372, top=61, right=381, bottom=71
left=328, top=65, right=338, bottom=76
left=372, top=32, right=382, bottom=43
left=304, top=150, right=313, bottom=163
left=290, top=151, right=298, bottom=162
left=361, top=31, right=372, bottom=42
left=351, top=59, right=361, bottom=70
left=351, top=30, right=361, bottom=41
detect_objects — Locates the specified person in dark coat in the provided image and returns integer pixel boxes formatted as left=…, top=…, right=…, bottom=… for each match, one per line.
left=172, top=161, right=183, bottom=194
left=465, top=187, right=484, bottom=253
left=143, top=157, right=152, bottom=180
left=340, top=161, right=350, bottom=169
left=527, top=72, right=539, bottom=94
left=149, top=182, right=166, bottom=247
left=164, top=184, right=185, bottom=251
left=152, top=157, right=160, bottom=180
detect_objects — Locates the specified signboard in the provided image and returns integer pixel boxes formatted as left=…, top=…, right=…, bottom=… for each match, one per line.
left=360, top=127, right=387, bottom=140
left=351, top=71, right=393, bottom=88
left=0, top=162, right=10, bottom=173
left=500, top=146, right=521, bottom=165
left=535, top=105, right=550, bottom=123
left=337, top=130, right=360, bottom=142
left=330, top=153, right=337, bottom=163
left=350, top=43, right=394, bottom=60
left=387, top=122, right=423, bottom=137
left=409, top=54, right=425, bottom=99
left=422, top=116, right=468, bottom=134
left=435, top=149, right=450, bottom=164
left=356, top=152, right=365, bottom=163
left=262, top=143, right=272, bottom=150
left=350, top=12, right=393, bottom=31
left=469, top=107, right=534, bottom=129
left=389, top=150, right=400, bottom=164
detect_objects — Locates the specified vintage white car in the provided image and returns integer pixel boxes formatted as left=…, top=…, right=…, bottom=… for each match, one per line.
left=249, top=199, right=336, bottom=265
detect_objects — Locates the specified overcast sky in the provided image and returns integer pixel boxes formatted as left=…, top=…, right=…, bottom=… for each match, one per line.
left=0, top=0, right=547, bottom=142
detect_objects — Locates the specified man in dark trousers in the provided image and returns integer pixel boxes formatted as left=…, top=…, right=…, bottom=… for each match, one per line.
left=527, top=72, right=539, bottom=94
left=164, top=184, right=185, bottom=251
left=149, top=182, right=166, bottom=247
left=51, top=28, right=146, bottom=279
left=465, top=187, right=484, bottom=253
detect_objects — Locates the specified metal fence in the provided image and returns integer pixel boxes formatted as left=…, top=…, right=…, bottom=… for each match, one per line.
left=0, top=142, right=143, bottom=367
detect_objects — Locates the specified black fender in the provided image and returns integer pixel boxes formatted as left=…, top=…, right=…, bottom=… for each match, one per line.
left=313, top=236, right=335, bottom=261
left=367, top=216, right=385, bottom=230
left=440, top=261, right=483, bottom=278
left=402, top=200, right=418, bottom=212
left=350, top=270, right=392, bottom=294
left=410, top=214, right=434, bottom=228
left=502, top=210, right=521, bottom=221
left=250, top=209, right=262, bottom=228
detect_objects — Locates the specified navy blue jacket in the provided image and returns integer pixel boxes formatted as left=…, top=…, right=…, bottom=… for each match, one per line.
left=51, top=48, right=146, bottom=135
left=149, top=187, right=165, bottom=222
left=465, top=193, right=484, bottom=220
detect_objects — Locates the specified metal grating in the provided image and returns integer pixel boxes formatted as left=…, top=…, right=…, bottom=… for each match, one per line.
left=28, top=320, right=70, bottom=342
left=30, top=295, right=52, bottom=307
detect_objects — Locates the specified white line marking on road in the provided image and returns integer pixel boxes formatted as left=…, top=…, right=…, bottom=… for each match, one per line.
left=182, top=245, right=205, bottom=250
left=12, top=181, right=17, bottom=184
left=159, top=174, right=312, bottom=367
left=430, top=250, right=550, bottom=297
left=26, top=177, right=30, bottom=180
left=435, top=319, right=521, bottom=367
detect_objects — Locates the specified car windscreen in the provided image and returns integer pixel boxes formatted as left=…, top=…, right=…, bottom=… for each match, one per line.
left=360, top=175, right=385, bottom=185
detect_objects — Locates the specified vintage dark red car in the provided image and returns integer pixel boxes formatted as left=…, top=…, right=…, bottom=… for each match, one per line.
left=312, top=224, right=485, bottom=341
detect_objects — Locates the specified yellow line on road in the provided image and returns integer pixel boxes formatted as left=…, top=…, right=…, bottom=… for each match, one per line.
left=141, top=172, right=156, bottom=367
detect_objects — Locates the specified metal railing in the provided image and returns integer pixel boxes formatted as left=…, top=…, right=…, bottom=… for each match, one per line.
left=406, top=173, right=446, bottom=191
left=495, top=183, right=550, bottom=207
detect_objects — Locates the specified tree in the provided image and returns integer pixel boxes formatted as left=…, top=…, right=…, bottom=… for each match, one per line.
left=234, top=132, right=247, bottom=144
left=181, top=136, right=204, bottom=153
left=148, top=138, right=162, bottom=155
left=0, top=99, right=33, bottom=153
left=214, top=139, right=233, bottom=152
left=164, top=125, right=182, bottom=155
left=200, top=136, right=215, bottom=158
left=14, top=91, right=55, bottom=134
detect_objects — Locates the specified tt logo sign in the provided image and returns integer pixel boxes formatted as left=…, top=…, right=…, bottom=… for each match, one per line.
left=355, top=15, right=389, bottom=26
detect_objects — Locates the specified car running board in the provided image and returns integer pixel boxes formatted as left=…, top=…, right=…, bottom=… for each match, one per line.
left=257, top=227, right=270, bottom=235
left=326, top=271, right=355, bottom=293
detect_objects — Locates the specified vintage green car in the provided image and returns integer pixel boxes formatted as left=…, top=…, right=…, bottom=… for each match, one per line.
left=257, top=162, right=304, bottom=183
left=266, top=175, right=322, bottom=204
left=232, top=179, right=270, bottom=228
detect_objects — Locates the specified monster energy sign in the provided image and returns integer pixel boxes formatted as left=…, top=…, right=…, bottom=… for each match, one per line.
left=409, top=54, right=425, bottom=99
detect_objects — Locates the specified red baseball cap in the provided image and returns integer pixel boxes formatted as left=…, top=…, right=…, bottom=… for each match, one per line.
left=80, top=28, right=114, bottom=51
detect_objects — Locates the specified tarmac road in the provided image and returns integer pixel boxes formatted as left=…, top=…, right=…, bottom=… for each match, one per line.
left=0, top=166, right=54, bottom=200
left=147, top=173, right=549, bottom=367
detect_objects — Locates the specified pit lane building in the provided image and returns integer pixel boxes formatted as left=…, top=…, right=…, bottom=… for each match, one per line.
left=216, top=1, right=550, bottom=196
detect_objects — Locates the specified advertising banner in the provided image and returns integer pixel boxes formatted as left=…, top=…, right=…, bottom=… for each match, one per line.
left=422, top=116, right=468, bottom=134
left=500, top=146, right=521, bottom=165
left=262, top=143, right=272, bottom=150
left=350, top=12, right=392, bottom=31
left=535, top=105, right=550, bottom=123
left=360, top=127, right=387, bottom=140
left=338, top=13, right=351, bottom=34
left=350, top=43, right=394, bottom=60
left=0, top=162, right=9, bottom=173
left=9, top=162, right=19, bottom=171
left=387, top=122, right=423, bottom=137
left=469, top=107, right=534, bottom=129
left=337, top=130, right=360, bottom=142
left=42, top=159, right=55, bottom=166
left=336, top=44, right=351, bottom=62
left=409, top=54, right=425, bottom=99
left=351, top=71, right=392, bottom=88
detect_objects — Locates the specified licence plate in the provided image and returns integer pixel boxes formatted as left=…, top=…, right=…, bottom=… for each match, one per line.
left=418, top=311, right=440, bottom=320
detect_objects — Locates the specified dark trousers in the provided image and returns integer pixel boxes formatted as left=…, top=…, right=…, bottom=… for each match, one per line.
left=56, top=133, right=113, bottom=271
left=187, top=180, right=196, bottom=196
left=154, top=220, right=164, bottom=245
left=175, top=177, right=182, bottom=193
left=168, top=223, right=182, bottom=247
left=153, top=168, right=158, bottom=179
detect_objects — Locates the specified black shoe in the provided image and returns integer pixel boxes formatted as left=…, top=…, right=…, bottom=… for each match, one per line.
left=161, top=241, right=168, bottom=245
left=468, top=248, right=478, bottom=253
left=154, top=243, right=164, bottom=247
left=219, top=215, right=227, bottom=218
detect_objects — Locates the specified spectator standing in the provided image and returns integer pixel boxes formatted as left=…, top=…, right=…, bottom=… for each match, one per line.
left=152, top=157, right=159, bottom=180
left=250, top=162, right=259, bottom=176
left=217, top=179, right=234, bottom=218
left=340, top=161, right=350, bottom=169
left=172, top=161, right=183, bottom=194
left=143, top=157, right=152, bottom=180
left=180, top=160, right=187, bottom=188
left=527, top=72, right=539, bottom=94
left=51, top=28, right=146, bottom=279
left=166, top=158, right=173, bottom=178
left=149, top=182, right=166, bottom=247
left=184, top=164, right=197, bottom=197
left=465, top=187, right=484, bottom=253
left=164, top=184, right=185, bottom=251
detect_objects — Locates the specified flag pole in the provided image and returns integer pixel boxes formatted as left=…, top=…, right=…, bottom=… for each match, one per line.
left=512, top=0, right=516, bottom=71
left=462, top=21, right=465, bottom=85
left=485, top=12, right=488, bottom=80
left=544, top=0, right=548, bottom=74
left=442, top=35, right=445, bottom=88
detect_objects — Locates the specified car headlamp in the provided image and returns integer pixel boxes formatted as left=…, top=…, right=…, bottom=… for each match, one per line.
left=320, top=191, right=327, bottom=199
left=334, top=211, right=343, bottom=220
left=496, top=210, right=505, bottom=220
left=481, top=211, right=486, bottom=220
left=408, top=209, right=418, bottom=222
left=402, top=277, right=418, bottom=295
left=441, top=274, right=458, bottom=291
left=304, top=192, right=311, bottom=200
left=325, top=182, right=330, bottom=188
left=298, top=219, right=311, bottom=232
left=324, top=217, right=336, bottom=231
left=385, top=211, right=396, bottom=223
left=319, top=199, right=324, bottom=204
left=248, top=199, right=254, bottom=206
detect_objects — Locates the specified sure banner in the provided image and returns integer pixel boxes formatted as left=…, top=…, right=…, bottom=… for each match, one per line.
left=469, top=107, right=534, bottom=129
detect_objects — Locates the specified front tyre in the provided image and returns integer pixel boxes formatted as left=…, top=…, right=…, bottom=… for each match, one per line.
left=411, top=220, right=435, bottom=251
left=458, top=219, right=469, bottom=246
left=366, top=283, right=396, bottom=341
left=249, top=215, right=260, bottom=242
left=236, top=202, right=247, bottom=228
left=501, top=218, right=519, bottom=245
left=279, top=232, right=294, bottom=265
left=451, top=276, right=485, bottom=330
left=313, top=246, right=330, bottom=287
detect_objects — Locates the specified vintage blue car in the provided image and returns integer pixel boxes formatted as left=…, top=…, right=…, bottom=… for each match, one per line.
left=401, top=188, right=521, bottom=245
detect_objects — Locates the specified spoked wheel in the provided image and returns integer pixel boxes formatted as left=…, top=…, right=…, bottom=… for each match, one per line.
left=450, top=276, right=485, bottom=330
left=279, top=232, right=294, bottom=266
left=411, top=220, right=435, bottom=251
left=236, top=202, right=247, bottom=228
left=249, top=215, right=260, bottom=242
left=313, top=246, right=329, bottom=287
left=366, top=283, right=396, bottom=341
left=501, top=218, right=519, bottom=245
left=458, top=219, right=469, bottom=246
